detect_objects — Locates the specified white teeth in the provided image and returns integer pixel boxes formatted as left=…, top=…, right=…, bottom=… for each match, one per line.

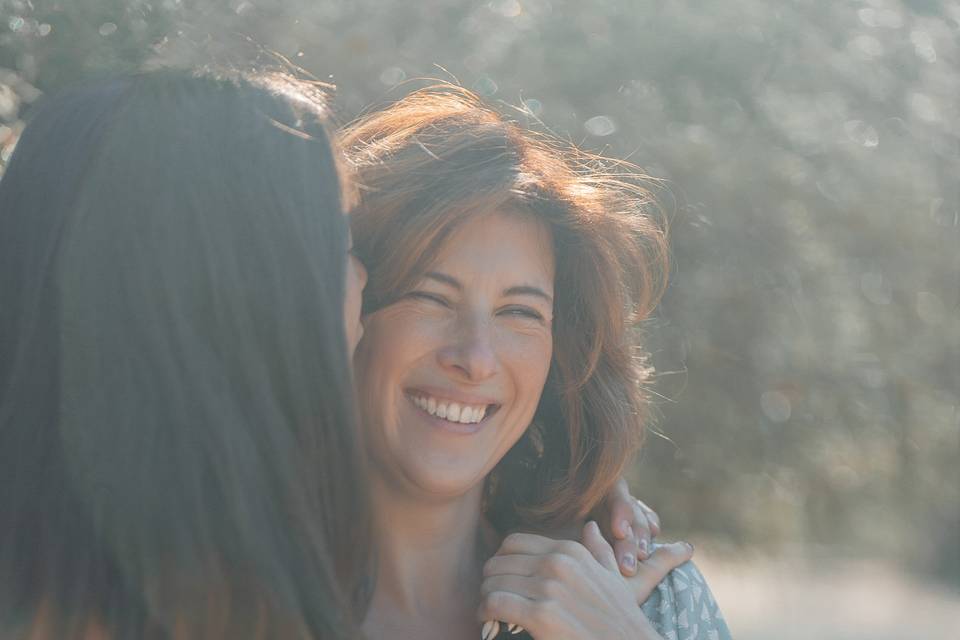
left=412, top=394, right=489, bottom=424
left=447, top=403, right=461, bottom=422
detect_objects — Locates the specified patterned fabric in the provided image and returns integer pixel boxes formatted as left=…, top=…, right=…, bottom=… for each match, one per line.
left=492, top=558, right=732, bottom=639
left=640, top=559, right=733, bottom=640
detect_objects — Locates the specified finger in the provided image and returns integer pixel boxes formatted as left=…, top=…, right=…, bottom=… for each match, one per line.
left=498, top=533, right=593, bottom=565
left=612, top=536, right=639, bottom=576
left=607, top=478, right=634, bottom=540
left=483, top=553, right=540, bottom=578
left=481, top=574, right=559, bottom=600
left=628, top=541, right=694, bottom=605
left=496, top=531, right=559, bottom=556
left=478, top=591, right=531, bottom=636
left=596, top=483, right=645, bottom=573
left=479, top=590, right=562, bottom=639
left=638, top=541, right=694, bottom=577
left=630, top=501, right=653, bottom=560
left=581, top=521, right=619, bottom=573
left=607, top=494, right=647, bottom=570
left=636, top=498, right=661, bottom=537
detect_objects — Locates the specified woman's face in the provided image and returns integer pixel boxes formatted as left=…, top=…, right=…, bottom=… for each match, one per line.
left=355, top=211, right=555, bottom=498
left=344, top=229, right=368, bottom=356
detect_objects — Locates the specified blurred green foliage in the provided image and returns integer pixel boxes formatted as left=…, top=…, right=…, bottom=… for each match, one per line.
left=1, top=0, right=957, bottom=585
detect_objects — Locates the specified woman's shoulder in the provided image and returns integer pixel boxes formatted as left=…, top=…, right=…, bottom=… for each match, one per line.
left=639, top=558, right=733, bottom=640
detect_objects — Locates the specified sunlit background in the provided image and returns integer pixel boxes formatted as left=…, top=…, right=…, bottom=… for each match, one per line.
left=1, top=1, right=957, bottom=637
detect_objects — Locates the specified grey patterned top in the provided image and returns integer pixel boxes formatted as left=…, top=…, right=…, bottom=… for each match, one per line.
left=640, top=559, right=733, bottom=640
left=490, top=557, right=732, bottom=639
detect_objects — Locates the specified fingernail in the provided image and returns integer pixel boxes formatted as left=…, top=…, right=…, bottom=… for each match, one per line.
left=481, top=620, right=500, bottom=640
left=638, top=538, right=649, bottom=557
left=621, top=520, right=633, bottom=538
left=622, top=552, right=637, bottom=570
left=511, top=624, right=525, bottom=634
left=683, top=541, right=695, bottom=553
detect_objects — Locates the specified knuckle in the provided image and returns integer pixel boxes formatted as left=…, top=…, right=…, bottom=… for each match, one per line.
left=632, top=503, right=648, bottom=525
left=542, top=577, right=568, bottom=600
left=502, top=532, right=526, bottom=548
left=541, top=552, right=575, bottom=578
left=482, top=590, right=510, bottom=614
left=479, top=576, right=500, bottom=596
left=557, top=539, right=587, bottom=560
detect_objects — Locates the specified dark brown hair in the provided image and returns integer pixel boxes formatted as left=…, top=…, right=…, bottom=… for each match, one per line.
left=341, top=84, right=668, bottom=532
left=0, top=70, right=370, bottom=639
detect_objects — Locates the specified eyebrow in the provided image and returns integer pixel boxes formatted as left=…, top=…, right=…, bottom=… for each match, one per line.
left=424, top=271, right=554, bottom=304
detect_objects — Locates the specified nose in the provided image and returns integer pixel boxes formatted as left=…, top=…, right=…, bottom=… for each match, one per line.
left=436, top=318, right=498, bottom=383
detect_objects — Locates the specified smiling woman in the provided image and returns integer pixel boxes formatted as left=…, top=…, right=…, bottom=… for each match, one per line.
left=345, top=84, right=669, bottom=534
left=356, top=211, right=555, bottom=500
left=342, top=85, right=730, bottom=640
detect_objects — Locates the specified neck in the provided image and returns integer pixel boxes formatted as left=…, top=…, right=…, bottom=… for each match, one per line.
left=366, top=472, right=497, bottom=629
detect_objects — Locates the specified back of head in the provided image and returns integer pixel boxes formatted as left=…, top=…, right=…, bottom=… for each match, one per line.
left=0, top=70, right=369, bottom=639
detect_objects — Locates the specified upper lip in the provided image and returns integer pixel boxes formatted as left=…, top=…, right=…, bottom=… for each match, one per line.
left=405, top=385, right=501, bottom=407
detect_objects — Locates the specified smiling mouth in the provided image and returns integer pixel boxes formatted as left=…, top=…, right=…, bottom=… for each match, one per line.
left=407, top=391, right=500, bottom=425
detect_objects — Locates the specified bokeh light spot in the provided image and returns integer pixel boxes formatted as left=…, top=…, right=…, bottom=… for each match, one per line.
left=521, top=97, right=543, bottom=116
left=843, top=120, right=879, bottom=147
left=491, top=0, right=522, bottom=18
left=761, top=391, right=792, bottom=423
left=474, top=75, right=499, bottom=96
left=584, top=115, right=616, bottom=136
left=910, top=30, right=937, bottom=63
left=379, top=66, right=406, bottom=85
left=234, top=1, right=256, bottom=16
left=876, top=9, right=903, bottom=29
left=909, top=92, right=940, bottom=122
left=849, top=34, right=883, bottom=59
left=857, top=8, right=879, bottom=27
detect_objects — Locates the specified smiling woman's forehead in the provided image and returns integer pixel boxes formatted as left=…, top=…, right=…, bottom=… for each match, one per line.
left=426, top=211, right=555, bottom=293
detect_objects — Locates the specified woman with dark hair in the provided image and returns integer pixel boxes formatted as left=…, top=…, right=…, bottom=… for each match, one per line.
left=342, top=85, right=732, bottom=639
left=0, top=70, right=370, bottom=639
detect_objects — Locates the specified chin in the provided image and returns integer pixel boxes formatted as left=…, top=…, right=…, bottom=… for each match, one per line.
left=397, top=454, right=490, bottom=500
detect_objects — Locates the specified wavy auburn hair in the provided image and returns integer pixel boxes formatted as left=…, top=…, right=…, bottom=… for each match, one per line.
left=340, top=85, right=668, bottom=532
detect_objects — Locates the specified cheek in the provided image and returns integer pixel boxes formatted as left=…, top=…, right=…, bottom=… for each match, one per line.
left=500, top=329, right=553, bottom=408
left=355, top=309, right=435, bottom=408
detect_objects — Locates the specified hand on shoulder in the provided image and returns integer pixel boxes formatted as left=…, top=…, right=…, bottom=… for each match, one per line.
left=478, top=522, right=668, bottom=640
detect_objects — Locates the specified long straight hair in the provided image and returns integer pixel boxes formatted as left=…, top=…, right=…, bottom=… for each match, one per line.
left=0, top=70, right=370, bottom=639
